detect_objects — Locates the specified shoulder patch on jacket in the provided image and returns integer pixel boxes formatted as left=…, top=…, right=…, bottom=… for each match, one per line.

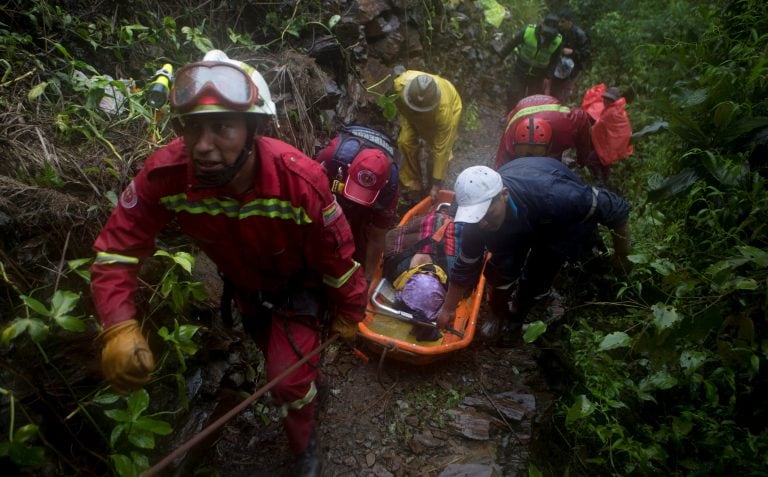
left=322, top=197, right=343, bottom=225
left=120, top=180, right=138, bottom=209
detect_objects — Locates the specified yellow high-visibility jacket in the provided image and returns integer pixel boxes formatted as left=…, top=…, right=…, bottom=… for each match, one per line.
left=394, top=70, right=463, bottom=192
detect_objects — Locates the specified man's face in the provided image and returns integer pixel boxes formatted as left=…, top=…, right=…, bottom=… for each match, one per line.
left=478, top=190, right=509, bottom=231
left=180, top=113, right=249, bottom=181
left=559, top=18, right=573, bottom=31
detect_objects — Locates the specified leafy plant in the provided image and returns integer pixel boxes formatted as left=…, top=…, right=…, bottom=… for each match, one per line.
left=150, top=250, right=208, bottom=315
left=0, top=388, right=48, bottom=468
left=100, top=389, right=172, bottom=477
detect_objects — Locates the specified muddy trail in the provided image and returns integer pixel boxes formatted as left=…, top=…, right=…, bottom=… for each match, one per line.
left=150, top=99, right=572, bottom=477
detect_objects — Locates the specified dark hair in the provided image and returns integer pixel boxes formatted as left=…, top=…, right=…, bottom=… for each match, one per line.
left=558, top=8, right=575, bottom=20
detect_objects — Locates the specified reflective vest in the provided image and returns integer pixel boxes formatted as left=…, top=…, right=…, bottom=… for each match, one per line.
left=518, top=25, right=562, bottom=69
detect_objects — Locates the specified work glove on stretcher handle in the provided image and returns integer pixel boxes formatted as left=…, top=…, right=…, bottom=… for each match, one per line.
left=331, top=315, right=358, bottom=342
left=100, top=319, right=155, bottom=394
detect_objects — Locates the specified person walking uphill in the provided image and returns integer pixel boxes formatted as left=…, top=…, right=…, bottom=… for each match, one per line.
left=551, top=8, right=591, bottom=103
left=435, top=162, right=631, bottom=347
left=90, top=50, right=366, bottom=476
left=393, top=70, right=462, bottom=204
left=498, top=14, right=563, bottom=111
left=315, top=125, right=400, bottom=285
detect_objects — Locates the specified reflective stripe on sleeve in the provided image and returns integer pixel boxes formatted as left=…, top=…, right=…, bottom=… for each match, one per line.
left=323, top=261, right=361, bottom=289
left=94, top=252, right=140, bottom=265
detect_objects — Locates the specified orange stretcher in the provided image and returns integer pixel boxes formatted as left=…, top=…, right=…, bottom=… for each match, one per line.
left=357, top=190, right=486, bottom=365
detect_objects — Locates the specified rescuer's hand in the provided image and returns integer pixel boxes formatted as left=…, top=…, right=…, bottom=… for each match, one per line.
left=332, top=315, right=358, bottom=342
left=100, top=319, right=155, bottom=394
left=436, top=306, right=455, bottom=330
left=429, top=184, right=440, bottom=203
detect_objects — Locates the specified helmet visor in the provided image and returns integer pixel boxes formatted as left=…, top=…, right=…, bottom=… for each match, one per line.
left=171, top=61, right=258, bottom=114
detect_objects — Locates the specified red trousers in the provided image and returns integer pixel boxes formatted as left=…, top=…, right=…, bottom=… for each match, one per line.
left=248, top=313, right=321, bottom=454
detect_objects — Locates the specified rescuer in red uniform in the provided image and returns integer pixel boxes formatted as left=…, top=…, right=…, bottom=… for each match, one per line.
left=495, top=94, right=592, bottom=169
left=90, top=50, right=365, bottom=476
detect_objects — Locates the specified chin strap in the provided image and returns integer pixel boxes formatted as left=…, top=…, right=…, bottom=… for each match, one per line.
left=192, top=123, right=257, bottom=189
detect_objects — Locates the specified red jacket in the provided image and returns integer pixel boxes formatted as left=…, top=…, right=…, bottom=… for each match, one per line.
left=91, top=137, right=367, bottom=328
left=495, top=94, right=593, bottom=169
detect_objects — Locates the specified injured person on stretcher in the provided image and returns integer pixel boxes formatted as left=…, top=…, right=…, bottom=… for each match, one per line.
left=376, top=204, right=462, bottom=342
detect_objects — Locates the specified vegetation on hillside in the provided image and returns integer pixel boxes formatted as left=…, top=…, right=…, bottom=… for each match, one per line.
left=0, top=0, right=767, bottom=475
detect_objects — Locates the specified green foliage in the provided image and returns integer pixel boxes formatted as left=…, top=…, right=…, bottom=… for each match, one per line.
left=2, top=290, right=85, bottom=345
left=0, top=389, right=48, bottom=468
left=151, top=250, right=208, bottom=314
left=462, top=101, right=481, bottom=131
left=103, top=389, right=172, bottom=477
left=157, top=320, right=201, bottom=410
left=557, top=0, right=768, bottom=473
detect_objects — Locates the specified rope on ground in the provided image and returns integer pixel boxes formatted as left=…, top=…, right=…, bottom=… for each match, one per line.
left=141, top=333, right=340, bottom=477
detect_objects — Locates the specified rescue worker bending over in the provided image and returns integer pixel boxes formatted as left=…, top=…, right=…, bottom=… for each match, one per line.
left=393, top=70, right=463, bottom=203
left=495, top=94, right=592, bottom=169
left=436, top=163, right=631, bottom=347
left=316, top=126, right=400, bottom=285
left=90, top=50, right=366, bottom=477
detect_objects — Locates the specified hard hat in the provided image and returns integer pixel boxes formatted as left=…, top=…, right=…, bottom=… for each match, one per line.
left=554, top=56, right=575, bottom=79
left=403, top=74, right=441, bottom=112
left=514, top=116, right=552, bottom=147
left=170, top=49, right=276, bottom=117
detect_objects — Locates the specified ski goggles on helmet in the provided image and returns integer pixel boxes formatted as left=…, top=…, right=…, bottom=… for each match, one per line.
left=170, top=61, right=260, bottom=114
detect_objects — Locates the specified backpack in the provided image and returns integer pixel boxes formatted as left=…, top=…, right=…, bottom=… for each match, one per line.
left=321, top=125, right=401, bottom=208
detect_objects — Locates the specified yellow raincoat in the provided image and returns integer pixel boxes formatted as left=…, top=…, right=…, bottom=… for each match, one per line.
left=394, top=70, right=463, bottom=192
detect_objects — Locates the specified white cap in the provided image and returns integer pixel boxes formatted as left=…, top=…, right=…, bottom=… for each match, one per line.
left=453, top=166, right=503, bottom=223
left=202, top=49, right=277, bottom=117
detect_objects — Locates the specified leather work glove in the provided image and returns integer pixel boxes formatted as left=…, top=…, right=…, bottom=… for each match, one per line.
left=100, top=319, right=155, bottom=394
left=331, top=315, right=358, bottom=342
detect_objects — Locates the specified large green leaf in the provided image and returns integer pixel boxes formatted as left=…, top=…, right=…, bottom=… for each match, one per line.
left=565, top=395, right=595, bottom=425
left=652, top=304, right=681, bottom=332
left=647, top=169, right=700, bottom=202
left=477, top=0, right=505, bottom=28
left=598, top=332, right=631, bottom=351
left=718, top=116, right=768, bottom=145
left=699, top=150, right=746, bottom=186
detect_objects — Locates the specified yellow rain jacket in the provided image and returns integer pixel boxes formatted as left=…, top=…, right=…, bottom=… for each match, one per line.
left=394, top=70, right=463, bottom=192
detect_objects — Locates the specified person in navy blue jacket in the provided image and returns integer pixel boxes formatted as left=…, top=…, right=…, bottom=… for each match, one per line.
left=436, top=160, right=631, bottom=346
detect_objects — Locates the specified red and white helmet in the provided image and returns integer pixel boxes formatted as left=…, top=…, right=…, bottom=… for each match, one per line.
left=513, top=116, right=552, bottom=147
left=170, top=49, right=276, bottom=117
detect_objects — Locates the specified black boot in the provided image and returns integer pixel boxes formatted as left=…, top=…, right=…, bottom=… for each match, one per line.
left=294, top=432, right=321, bottom=477
left=496, top=319, right=523, bottom=348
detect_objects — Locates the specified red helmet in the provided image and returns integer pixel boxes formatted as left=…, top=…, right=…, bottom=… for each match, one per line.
left=513, top=116, right=552, bottom=147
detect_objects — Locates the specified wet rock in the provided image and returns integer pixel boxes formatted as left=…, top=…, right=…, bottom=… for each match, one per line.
left=462, top=392, right=536, bottom=422
left=413, top=432, right=444, bottom=449
left=344, top=455, right=358, bottom=466
left=369, top=463, right=395, bottom=477
left=438, top=463, right=501, bottom=477
left=366, top=451, right=376, bottom=467
left=446, top=408, right=491, bottom=440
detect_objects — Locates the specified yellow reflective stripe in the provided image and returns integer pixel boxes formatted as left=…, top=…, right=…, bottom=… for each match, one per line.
left=323, top=261, right=361, bottom=289
left=95, top=252, right=140, bottom=265
left=280, top=381, right=317, bottom=417
left=505, top=104, right=572, bottom=133
left=159, top=194, right=312, bottom=225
